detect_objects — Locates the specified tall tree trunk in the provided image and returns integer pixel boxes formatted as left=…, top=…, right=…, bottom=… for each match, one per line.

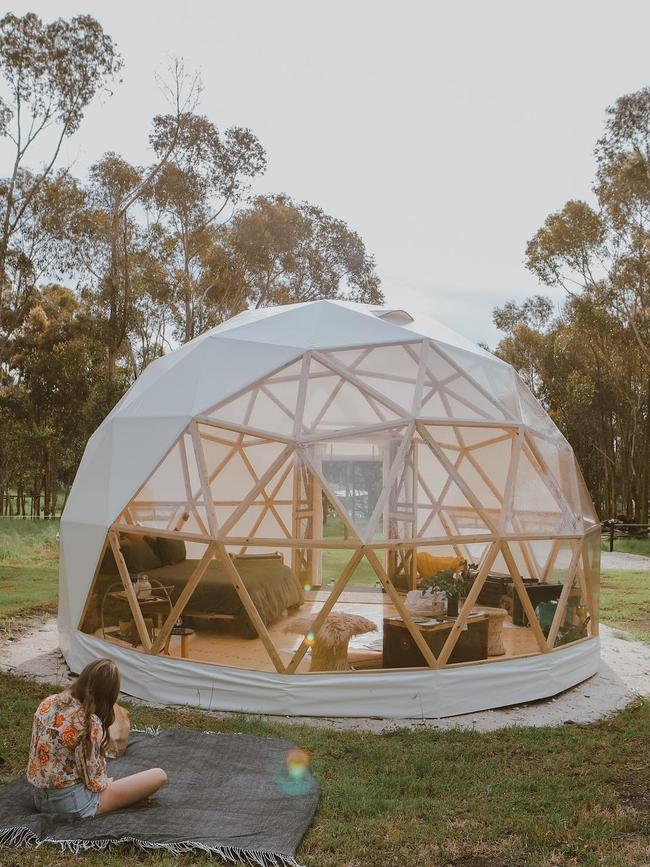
left=641, top=375, right=650, bottom=525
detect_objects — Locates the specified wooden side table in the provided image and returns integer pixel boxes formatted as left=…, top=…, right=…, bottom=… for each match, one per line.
left=170, top=626, right=195, bottom=658
left=101, top=582, right=173, bottom=650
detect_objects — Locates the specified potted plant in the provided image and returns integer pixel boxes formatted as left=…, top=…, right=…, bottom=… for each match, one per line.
left=420, top=568, right=473, bottom=617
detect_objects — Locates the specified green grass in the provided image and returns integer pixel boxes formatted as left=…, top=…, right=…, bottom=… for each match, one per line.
left=601, top=536, right=650, bottom=556
left=0, top=518, right=59, bottom=630
left=322, top=549, right=377, bottom=587
left=0, top=517, right=60, bottom=565
left=600, top=569, right=650, bottom=646
left=0, top=564, right=58, bottom=618
left=321, top=514, right=388, bottom=587
left=0, top=670, right=648, bottom=866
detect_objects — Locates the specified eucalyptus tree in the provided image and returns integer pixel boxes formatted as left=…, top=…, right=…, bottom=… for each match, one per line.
left=526, top=87, right=650, bottom=365
left=206, top=194, right=383, bottom=318
left=76, top=59, right=202, bottom=377
left=0, top=12, right=121, bottom=356
left=148, top=112, right=267, bottom=342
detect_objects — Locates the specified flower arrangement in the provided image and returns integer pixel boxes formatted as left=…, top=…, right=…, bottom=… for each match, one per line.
left=420, top=568, right=471, bottom=600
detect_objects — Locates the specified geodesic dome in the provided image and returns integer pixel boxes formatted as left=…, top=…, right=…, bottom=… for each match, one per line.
left=60, top=300, right=601, bottom=718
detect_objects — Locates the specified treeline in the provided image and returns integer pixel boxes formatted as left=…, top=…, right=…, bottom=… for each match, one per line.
left=0, top=14, right=381, bottom=516
left=494, top=88, right=650, bottom=523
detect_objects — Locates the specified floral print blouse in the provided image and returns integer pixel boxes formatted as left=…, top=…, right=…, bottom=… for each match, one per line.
left=26, top=691, right=109, bottom=793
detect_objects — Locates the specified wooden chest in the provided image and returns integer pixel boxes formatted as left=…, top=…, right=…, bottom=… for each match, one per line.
left=382, top=614, right=489, bottom=668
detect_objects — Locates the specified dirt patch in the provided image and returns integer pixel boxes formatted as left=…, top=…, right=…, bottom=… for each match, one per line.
left=615, top=764, right=650, bottom=816
left=0, top=603, right=56, bottom=639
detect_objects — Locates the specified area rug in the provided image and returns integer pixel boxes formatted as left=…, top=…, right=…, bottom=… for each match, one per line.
left=0, top=728, right=319, bottom=866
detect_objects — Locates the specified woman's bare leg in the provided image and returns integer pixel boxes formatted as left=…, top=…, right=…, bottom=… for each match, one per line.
left=97, top=768, right=167, bottom=815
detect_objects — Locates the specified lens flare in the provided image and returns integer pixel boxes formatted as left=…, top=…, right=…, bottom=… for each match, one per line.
left=303, top=583, right=311, bottom=592
left=286, top=748, right=309, bottom=780
left=305, top=630, right=315, bottom=645
left=274, top=747, right=315, bottom=796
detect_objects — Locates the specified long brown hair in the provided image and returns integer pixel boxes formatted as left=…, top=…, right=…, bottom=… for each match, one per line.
left=70, top=658, right=120, bottom=758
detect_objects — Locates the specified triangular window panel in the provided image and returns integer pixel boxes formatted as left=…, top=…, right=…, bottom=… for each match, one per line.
left=206, top=390, right=256, bottom=428
left=420, top=425, right=463, bottom=453
left=239, top=438, right=291, bottom=481
left=418, top=343, right=511, bottom=421
left=416, top=477, right=493, bottom=540
left=515, top=379, right=561, bottom=439
left=210, top=386, right=296, bottom=437
left=430, top=344, right=521, bottom=422
left=447, top=429, right=516, bottom=531
left=203, top=358, right=303, bottom=437
left=528, top=538, right=558, bottom=580
left=422, top=342, right=459, bottom=383
left=322, top=343, right=422, bottom=415
left=529, top=434, right=580, bottom=524
left=308, top=427, right=408, bottom=539
left=417, top=510, right=449, bottom=539
left=418, top=426, right=497, bottom=535
left=214, top=447, right=295, bottom=540
left=575, top=461, right=599, bottom=526
left=125, top=430, right=211, bottom=536
left=301, top=358, right=404, bottom=435
left=508, top=447, right=573, bottom=536
left=436, top=479, right=495, bottom=536
left=453, top=455, right=502, bottom=511
left=444, top=389, right=506, bottom=422
left=194, top=425, right=291, bottom=532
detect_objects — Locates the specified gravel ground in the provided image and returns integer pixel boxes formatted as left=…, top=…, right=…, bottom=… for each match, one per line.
left=600, top=550, right=650, bottom=571
left=1, top=615, right=648, bottom=733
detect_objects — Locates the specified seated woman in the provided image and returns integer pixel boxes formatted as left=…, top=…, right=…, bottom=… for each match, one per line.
left=27, top=658, right=167, bottom=818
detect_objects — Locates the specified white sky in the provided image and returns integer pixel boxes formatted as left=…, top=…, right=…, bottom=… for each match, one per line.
left=5, top=0, right=650, bottom=347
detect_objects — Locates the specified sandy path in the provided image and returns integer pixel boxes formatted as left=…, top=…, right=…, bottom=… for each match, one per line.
left=1, top=615, right=648, bottom=733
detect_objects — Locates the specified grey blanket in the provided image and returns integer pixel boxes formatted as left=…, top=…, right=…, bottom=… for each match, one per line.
left=0, top=728, right=319, bottom=866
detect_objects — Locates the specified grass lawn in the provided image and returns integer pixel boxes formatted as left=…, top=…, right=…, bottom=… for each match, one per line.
left=0, top=670, right=649, bottom=867
left=0, top=519, right=59, bottom=634
left=322, top=548, right=377, bottom=587
left=600, top=570, right=650, bottom=645
left=0, top=518, right=60, bottom=565
left=601, top=536, right=650, bottom=556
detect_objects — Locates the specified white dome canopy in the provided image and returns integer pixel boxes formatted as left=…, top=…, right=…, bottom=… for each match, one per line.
left=60, top=300, right=601, bottom=718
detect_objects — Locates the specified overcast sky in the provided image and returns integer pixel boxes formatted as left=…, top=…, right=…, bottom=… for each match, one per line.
left=6, top=0, right=650, bottom=347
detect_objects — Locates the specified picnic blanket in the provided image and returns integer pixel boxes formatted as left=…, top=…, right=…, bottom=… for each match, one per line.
left=0, top=728, right=319, bottom=866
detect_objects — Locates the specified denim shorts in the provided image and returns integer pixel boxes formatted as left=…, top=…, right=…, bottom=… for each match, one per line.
left=32, top=782, right=100, bottom=818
